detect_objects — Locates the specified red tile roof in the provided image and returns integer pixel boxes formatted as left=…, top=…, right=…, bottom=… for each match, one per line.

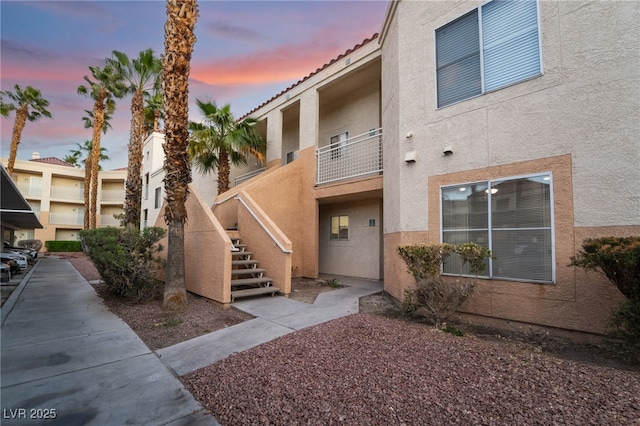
left=29, top=157, right=76, bottom=167
left=239, top=33, right=379, bottom=120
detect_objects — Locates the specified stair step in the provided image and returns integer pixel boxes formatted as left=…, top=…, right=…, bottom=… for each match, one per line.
left=231, top=277, right=273, bottom=287
left=232, top=260, right=259, bottom=266
left=231, top=286, right=281, bottom=302
left=231, top=268, right=266, bottom=276
left=231, top=251, right=253, bottom=257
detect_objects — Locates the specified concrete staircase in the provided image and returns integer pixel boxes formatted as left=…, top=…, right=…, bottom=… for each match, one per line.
left=228, top=232, right=281, bottom=302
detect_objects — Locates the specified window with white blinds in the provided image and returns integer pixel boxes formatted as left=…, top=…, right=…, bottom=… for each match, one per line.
left=436, top=0, right=541, bottom=108
left=441, top=173, right=554, bottom=283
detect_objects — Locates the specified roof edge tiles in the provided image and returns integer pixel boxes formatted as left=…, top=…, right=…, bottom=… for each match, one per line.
left=29, top=157, right=76, bottom=167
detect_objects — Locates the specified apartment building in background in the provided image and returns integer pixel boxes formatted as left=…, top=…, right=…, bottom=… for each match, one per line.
left=149, top=0, right=638, bottom=335
left=1, top=153, right=126, bottom=246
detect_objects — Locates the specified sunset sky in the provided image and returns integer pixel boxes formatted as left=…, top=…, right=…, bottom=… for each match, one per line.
left=1, top=0, right=388, bottom=170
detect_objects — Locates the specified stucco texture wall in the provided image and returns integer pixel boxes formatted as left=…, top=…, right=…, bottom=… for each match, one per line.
left=154, top=185, right=232, bottom=304
left=241, top=147, right=318, bottom=278
left=319, top=198, right=382, bottom=280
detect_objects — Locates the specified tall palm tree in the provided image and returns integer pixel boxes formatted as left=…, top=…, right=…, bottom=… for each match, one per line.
left=0, top=85, right=52, bottom=175
left=188, top=100, right=266, bottom=194
left=109, top=49, right=162, bottom=229
left=78, top=63, right=126, bottom=229
left=79, top=110, right=114, bottom=228
left=162, top=0, right=198, bottom=311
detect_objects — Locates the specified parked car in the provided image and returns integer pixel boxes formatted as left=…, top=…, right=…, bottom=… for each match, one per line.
left=2, top=242, right=37, bottom=260
left=1, top=252, right=27, bottom=270
left=1, top=263, right=10, bottom=283
left=0, top=254, right=21, bottom=275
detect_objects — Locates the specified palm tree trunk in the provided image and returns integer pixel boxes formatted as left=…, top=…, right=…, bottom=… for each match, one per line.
left=125, top=91, right=145, bottom=228
left=162, top=0, right=198, bottom=311
left=83, top=158, right=91, bottom=229
left=217, top=147, right=230, bottom=194
left=7, top=105, right=28, bottom=176
left=90, top=98, right=106, bottom=229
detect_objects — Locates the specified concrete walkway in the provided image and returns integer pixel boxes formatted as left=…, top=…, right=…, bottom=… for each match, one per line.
left=157, top=276, right=384, bottom=376
left=1, top=258, right=218, bottom=425
left=1, top=257, right=383, bottom=425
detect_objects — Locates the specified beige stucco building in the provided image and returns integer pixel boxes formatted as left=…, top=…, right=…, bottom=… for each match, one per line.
left=1, top=154, right=126, bottom=247
left=153, top=0, right=638, bottom=335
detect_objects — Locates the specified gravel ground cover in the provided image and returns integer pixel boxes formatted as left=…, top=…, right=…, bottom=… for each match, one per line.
left=61, top=253, right=640, bottom=425
left=183, top=314, right=640, bottom=425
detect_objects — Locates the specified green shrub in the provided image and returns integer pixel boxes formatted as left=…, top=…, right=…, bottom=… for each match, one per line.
left=570, top=236, right=640, bottom=299
left=571, top=236, right=640, bottom=347
left=397, top=243, right=492, bottom=327
left=80, top=227, right=166, bottom=301
left=45, top=240, right=82, bottom=252
left=17, top=239, right=43, bottom=252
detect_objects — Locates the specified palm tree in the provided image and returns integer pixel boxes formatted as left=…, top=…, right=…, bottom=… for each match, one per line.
left=0, top=85, right=52, bottom=175
left=144, top=91, right=164, bottom=134
left=162, top=0, right=198, bottom=311
left=79, top=110, right=114, bottom=228
left=108, top=49, right=162, bottom=229
left=64, top=140, right=109, bottom=169
left=188, top=100, right=266, bottom=194
left=78, top=63, right=126, bottom=229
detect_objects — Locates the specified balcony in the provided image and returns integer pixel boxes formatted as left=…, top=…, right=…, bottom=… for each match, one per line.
left=101, top=189, right=125, bottom=202
left=316, top=128, right=383, bottom=185
left=100, top=215, right=122, bottom=227
left=16, top=182, right=42, bottom=198
left=50, top=185, right=83, bottom=201
left=49, top=212, right=83, bottom=226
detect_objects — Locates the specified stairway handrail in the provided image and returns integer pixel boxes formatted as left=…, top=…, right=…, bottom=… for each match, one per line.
left=235, top=195, right=292, bottom=254
left=211, top=192, right=238, bottom=211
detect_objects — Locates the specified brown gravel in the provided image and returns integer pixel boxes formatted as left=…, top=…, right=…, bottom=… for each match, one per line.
left=183, top=314, right=640, bottom=425
left=64, top=254, right=640, bottom=424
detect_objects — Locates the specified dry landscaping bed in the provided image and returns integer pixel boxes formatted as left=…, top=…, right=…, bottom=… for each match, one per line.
left=63, top=253, right=640, bottom=425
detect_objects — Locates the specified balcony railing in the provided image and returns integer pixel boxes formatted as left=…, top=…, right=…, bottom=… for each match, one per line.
left=50, top=186, right=83, bottom=201
left=99, top=216, right=122, bottom=227
left=235, top=167, right=266, bottom=187
left=16, top=183, right=41, bottom=197
left=101, top=189, right=125, bottom=202
left=49, top=212, right=83, bottom=225
left=316, top=128, right=383, bottom=185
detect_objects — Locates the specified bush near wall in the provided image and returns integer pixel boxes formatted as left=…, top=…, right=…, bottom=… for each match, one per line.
left=44, top=240, right=82, bottom=252
left=397, top=243, right=492, bottom=328
left=571, top=236, right=640, bottom=347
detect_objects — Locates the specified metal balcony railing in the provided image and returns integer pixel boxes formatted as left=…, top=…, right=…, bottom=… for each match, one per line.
left=316, top=128, right=383, bottom=185
left=17, top=182, right=41, bottom=197
left=235, top=167, right=266, bottom=187
left=101, top=189, right=125, bottom=202
left=50, top=186, right=83, bottom=201
left=49, top=212, right=83, bottom=225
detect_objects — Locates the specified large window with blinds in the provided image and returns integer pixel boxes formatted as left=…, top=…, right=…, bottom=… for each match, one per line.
left=441, top=173, right=554, bottom=283
left=436, top=0, right=542, bottom=108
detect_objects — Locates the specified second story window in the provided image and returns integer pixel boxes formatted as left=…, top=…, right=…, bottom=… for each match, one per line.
left=436, top=0, right=541, bottom=108
left=154, top=187, right=162, bottom=209
left=144, top=173, right=149, bottom=200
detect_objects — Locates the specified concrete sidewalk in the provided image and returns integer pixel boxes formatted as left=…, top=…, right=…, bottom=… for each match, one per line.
left=1, top=258, right=218, bottom=425
left=157, top=276, right=383, bottom=376
left=1, top=258, right=382, bottom=425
